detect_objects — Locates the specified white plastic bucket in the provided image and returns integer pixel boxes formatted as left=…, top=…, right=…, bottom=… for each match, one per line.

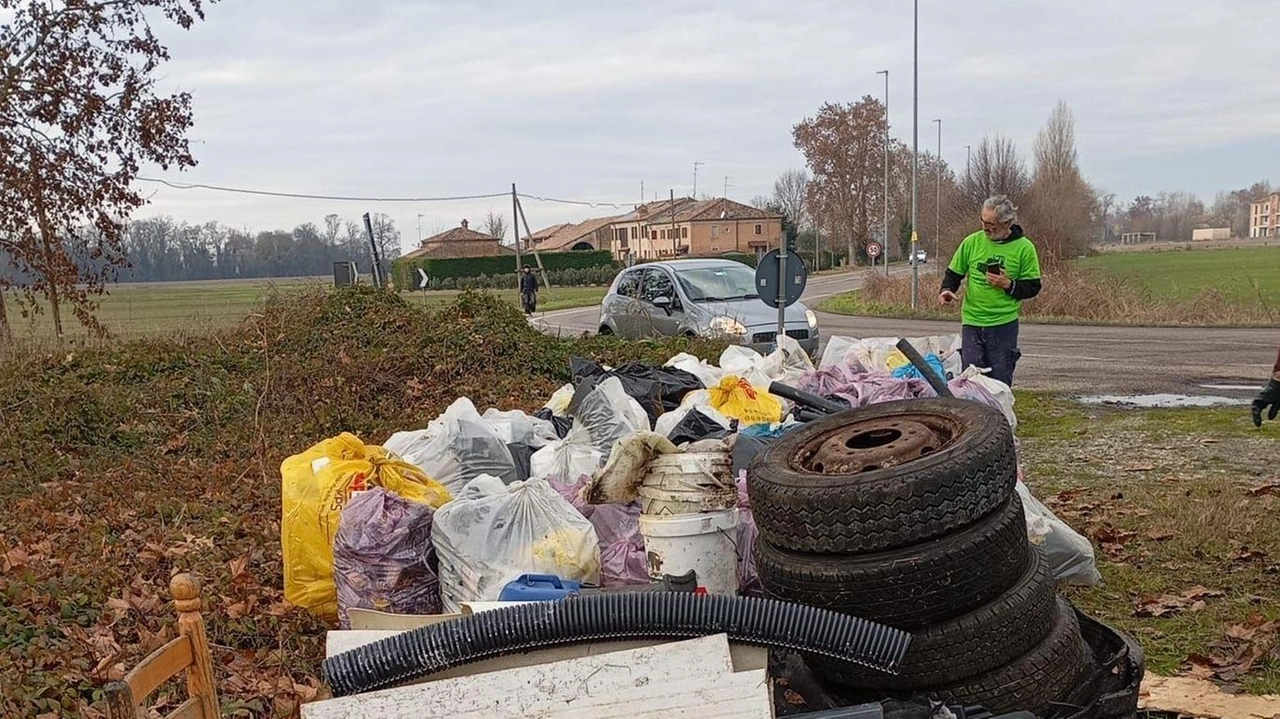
left=638, top=509, right=740, bottom=595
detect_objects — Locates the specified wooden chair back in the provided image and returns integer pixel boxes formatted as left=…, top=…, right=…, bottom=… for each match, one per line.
left=104, top=573, right=219, bottom=719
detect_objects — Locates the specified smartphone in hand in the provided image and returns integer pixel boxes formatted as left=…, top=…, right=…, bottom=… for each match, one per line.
left=986, top=261, right=1003, bottom=275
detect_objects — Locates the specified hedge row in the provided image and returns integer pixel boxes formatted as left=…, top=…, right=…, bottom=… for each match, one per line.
left=419, top=266, right=620, bottom=291
left=391, top=250, right=616, bottom=288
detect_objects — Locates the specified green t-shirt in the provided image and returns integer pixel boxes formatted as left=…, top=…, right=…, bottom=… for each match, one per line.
left=947, top=230, right=1042, bottom=327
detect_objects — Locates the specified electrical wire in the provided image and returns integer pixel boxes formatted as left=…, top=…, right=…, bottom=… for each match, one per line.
left=137, top=177, right=634, bottom=209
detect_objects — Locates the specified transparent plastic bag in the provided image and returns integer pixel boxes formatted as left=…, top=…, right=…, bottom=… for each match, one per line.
left=665, top=352, right=723, bottom=388
left=333, top=487, right=441, bottom=628
left=549, top=476, right=648, bottom=588
left=482, top=408, right=559, bottom=448
left=1016, top=481, right=1101, bottom=587
left=569, top=376, right=651, bottom=456
left=821, top=335, right=962, bottom=377
left=383, top=398, right=518, bottom=493
left=432, top=476, right=601, bottom=612
left=736, top=471, right=764, bottom=597
left=719, top=336, right=813, bottom=388
left=950, top=366, right=1017, bottom=431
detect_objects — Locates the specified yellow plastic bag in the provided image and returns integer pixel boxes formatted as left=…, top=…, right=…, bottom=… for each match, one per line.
left=281, top=432, right=451, bottom=621
left=709, top=375, right=784, bottom=425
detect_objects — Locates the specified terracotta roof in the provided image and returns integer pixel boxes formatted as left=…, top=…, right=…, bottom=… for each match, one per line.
left=402, top=241, right=514, bottom=260
left=418, top=224, right=502, bottom=246
left=539, top=215, right=620, bottom=251
left=612, top=197, right=779, bottom=224
left=526, top=223, right=571, bottom=242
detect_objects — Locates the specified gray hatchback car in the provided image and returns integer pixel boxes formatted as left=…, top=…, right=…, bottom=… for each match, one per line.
left=598, top=259, right=820, bottom=356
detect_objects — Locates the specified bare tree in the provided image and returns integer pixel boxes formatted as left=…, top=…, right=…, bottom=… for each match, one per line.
left=483, top=211, right=508, bottom=241
left=965, top=135, right=1030, bottom=208
left=793, top=97, right=889, bottom=263
left=0, top=0, right=211, bottom=342
left=773, top=169, right=810, bottom=230
left=1025, top=102, right=1094, bottom=263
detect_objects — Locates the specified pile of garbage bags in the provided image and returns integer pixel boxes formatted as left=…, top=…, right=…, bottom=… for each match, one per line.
left=281, top=334, right=1099, bottom=626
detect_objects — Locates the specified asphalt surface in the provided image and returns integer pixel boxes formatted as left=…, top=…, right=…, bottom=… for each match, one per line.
left=532, top=266, right=1279, bottom=398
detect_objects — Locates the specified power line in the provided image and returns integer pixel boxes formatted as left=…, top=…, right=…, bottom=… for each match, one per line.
left=136, top=177, right=633, bottom=209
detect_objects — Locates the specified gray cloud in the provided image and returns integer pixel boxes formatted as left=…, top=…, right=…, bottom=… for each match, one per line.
left=140, top=0, right=1280, bottom=250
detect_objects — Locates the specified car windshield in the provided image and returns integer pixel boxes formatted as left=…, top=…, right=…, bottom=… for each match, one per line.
left=675, top=264, right=759, bottom=302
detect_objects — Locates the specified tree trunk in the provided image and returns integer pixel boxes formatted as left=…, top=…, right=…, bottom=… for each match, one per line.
left=34, top=203, right=64, bottom=339
left=0, top=288, right=10, bottom=351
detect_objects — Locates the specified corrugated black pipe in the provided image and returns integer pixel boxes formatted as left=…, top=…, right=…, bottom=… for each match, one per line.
left=770, top=381, right=853, bottom=416
left=323, top=592, right=911, bottom=697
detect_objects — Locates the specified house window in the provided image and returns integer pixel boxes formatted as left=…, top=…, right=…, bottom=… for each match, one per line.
left=711, top=226, right=719, bottom=239
left=681, top=227, right=688, bottom=239
left=754, top=224, right=762, bottom=235
left=660, top=229, right=666, bottom=240
left=651, top=230, right=658, bottom=241
left=631, top=227, right=638, bottom=239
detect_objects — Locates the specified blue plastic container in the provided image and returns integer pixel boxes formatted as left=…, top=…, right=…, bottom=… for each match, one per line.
left=498, top=574, right=583, bottom=601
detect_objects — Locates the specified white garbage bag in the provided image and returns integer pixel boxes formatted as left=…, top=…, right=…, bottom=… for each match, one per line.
left=1016, top=481, right=1101, bottom=587
left=543, top=383, right=575, bottom=417
left=570, top=376, right=651, bottom=456
left=433, top=476, right=601, bottom=612
left=952, top=366, right=1018, bottom=431
left=383, top=398, right=519, bottom=494
left=665, top=352, right=723, bottom=388
left=529, top=426, right=606, bottom=484
left=821, top=335, right=962, bottom=378
left=482, top=408, right=559, bottom=448
left=719, top=335, right=814, bottom=389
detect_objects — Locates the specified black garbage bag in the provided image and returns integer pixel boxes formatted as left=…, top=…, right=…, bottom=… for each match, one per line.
left=570, top=357, right=704, bottom=424
left=667, top=408, right=733, bottom=446
left=732, top=434, right=774, bottom=477
left=534, top=408, right=574, bottom=439
left=507, top=442, right=535, bottom=482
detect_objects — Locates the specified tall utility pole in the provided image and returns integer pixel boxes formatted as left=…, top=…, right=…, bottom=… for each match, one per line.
left=512, top=183, right=522, bottom=270
left=877, top=69, right=890, bottom=277
left=965, top=145, right=972, bottom=183
left=723, top=175, right=731, bottom=199
left=910, top=0, right=920, bottom=310
left=416, top=213, right=424, bottom=244
left=933, top=118, right=942, bottom=264
left=693, top=161, right=704, bottom=199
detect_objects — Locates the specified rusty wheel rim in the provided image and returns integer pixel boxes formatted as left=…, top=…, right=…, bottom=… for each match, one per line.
left=793, top=412, right=962, bottom=475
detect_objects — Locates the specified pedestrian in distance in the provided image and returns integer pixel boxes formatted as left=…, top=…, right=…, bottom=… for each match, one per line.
left=1252, top=347, right=1280, bottom=427
left=938, top=195, right=1042, bottom=387
left=519, top=265, right=539, bottom=316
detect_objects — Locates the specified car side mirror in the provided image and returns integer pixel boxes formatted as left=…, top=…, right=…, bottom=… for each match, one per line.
left=652, top=295, right=673, bottom=314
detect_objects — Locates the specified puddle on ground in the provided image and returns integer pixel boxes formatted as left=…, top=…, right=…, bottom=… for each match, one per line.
left=1078, top=394, right=1249, bottom=408
left=1199, top=384, right=1262, bottom=392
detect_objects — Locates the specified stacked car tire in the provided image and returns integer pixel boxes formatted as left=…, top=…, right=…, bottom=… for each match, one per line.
left=749, top=399, right=1092, bottom=716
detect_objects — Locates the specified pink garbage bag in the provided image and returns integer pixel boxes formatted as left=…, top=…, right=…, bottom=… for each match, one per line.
left=333, top=487, right=441, bottom=628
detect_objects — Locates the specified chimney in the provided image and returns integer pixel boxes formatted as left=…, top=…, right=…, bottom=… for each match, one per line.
left=461, top=219, right=469, bottom=229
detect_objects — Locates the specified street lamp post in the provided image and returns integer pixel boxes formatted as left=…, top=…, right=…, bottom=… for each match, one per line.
left=933, top=118, right=941, bottom=264
left=910, top=0, right=919, bottom=310
left=877, top=69, right=890, bottom=277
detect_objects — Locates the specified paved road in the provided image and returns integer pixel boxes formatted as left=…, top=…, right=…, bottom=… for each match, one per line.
left=533, top=267, right=1279, bottom=397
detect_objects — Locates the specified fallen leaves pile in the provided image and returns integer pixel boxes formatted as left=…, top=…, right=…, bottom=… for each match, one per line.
left=0, top=287, right=722, bottom=718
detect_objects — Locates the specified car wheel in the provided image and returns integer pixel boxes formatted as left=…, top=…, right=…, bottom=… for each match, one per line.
left=747, top=399, right=1016, bottom=554
left=838, top=598, right=1091, bottom=717
left=755, top=493, right=1029, bottom=628
left=807, top=547, right=1056, bottom=690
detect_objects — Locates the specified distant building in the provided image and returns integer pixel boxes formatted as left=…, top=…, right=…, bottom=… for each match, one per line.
left=528, top=198, right=783, bottom=262
left=401, top=219, right=514, bottom=260
left=1191, top=227, right=1231, bottom=241
left=1250, top=193, right=1280, bottom=238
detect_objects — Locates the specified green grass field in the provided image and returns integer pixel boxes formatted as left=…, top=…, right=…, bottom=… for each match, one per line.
left=1078, top=247, right=1280, bottom=306
left=4, top=278, right=607, bottom=343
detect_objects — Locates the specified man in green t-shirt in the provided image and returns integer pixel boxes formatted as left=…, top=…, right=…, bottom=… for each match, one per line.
left=938, top=195, right=1042, bottom=386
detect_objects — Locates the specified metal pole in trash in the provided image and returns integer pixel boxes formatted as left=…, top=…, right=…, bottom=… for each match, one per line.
left=362, top=212, right=383, bottom=288
left=776, top=228, right=787, bottom=343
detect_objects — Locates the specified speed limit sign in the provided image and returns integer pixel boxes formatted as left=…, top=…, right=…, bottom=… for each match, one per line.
left=867, top=242, right=882, bottom=259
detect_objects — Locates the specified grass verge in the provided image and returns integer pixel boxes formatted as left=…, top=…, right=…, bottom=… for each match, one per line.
left=1016, top=391, right=1280, bottom=692
left=820, top=248, right=1279, bottom=327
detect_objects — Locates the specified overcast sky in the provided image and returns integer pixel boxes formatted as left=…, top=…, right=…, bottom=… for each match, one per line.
left=141, top=0, right=1280, bottom=251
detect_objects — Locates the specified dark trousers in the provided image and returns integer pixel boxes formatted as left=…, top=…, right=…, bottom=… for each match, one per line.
left=961, top=320, right=1021, bottom=387
left=521, top=291, right=537, bottom=315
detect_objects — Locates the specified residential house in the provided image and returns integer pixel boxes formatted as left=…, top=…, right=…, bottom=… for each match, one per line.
left=606, top=197, right=783, bottom=261
left=526, top=216, right=620, bottom=252
left=401, top=219, right=514, bottom=260
left=1250, top=193, right=1280, bottom=238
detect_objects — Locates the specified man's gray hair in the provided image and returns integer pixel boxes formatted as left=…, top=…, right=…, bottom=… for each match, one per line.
left=982, top=195, right=1018, bottom=224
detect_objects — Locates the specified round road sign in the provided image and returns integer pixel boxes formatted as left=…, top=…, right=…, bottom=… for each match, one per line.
left=755, top=250, right=809, bottom=308
left=867, top=242, right=882, bottom=259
